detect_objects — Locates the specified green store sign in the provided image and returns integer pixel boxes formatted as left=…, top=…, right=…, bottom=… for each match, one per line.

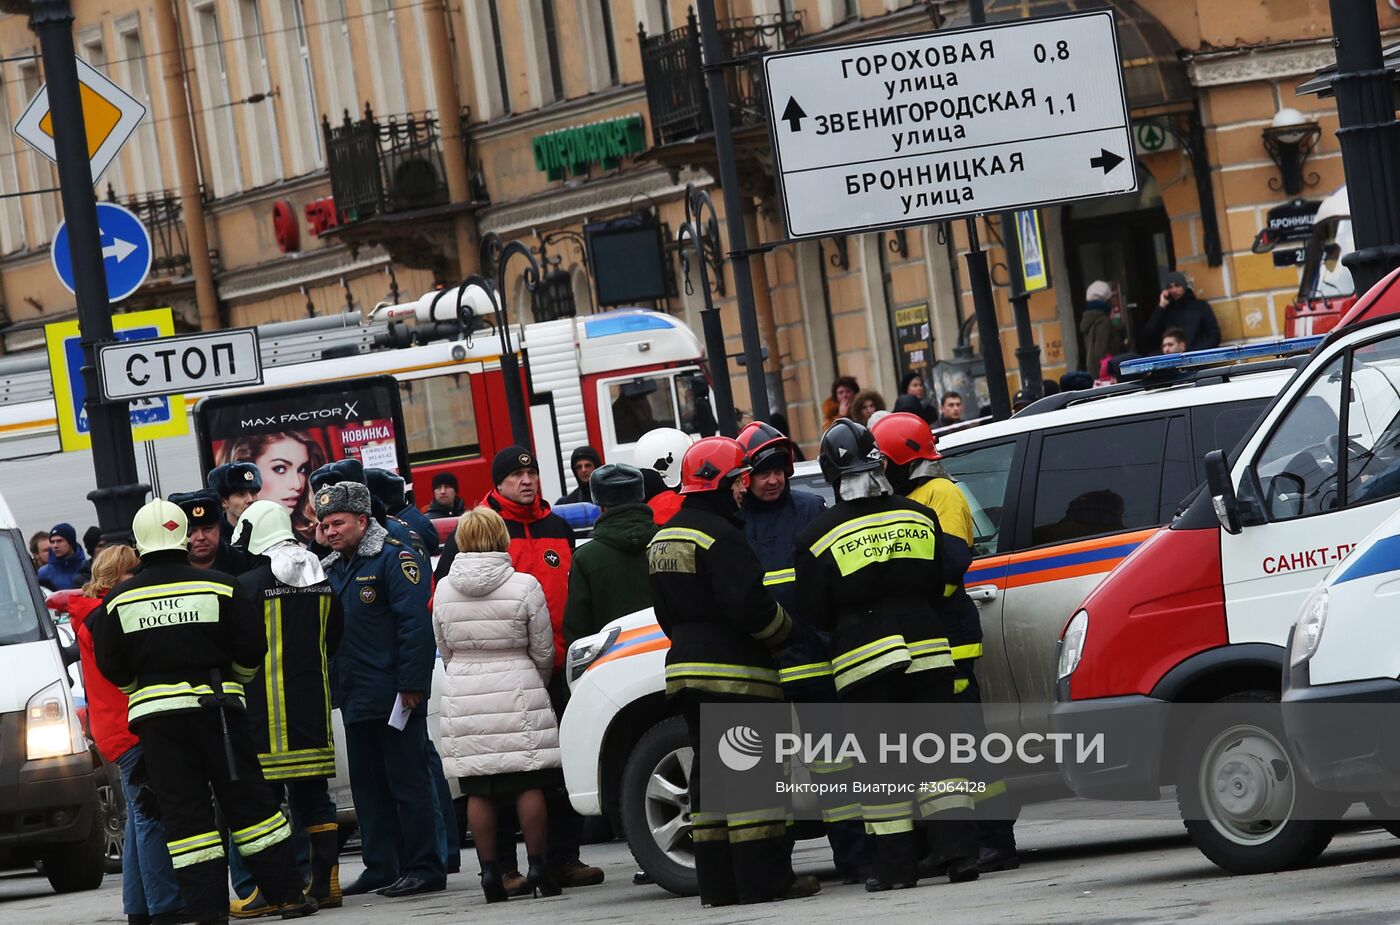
left=532, top=114, right=646, bottom=180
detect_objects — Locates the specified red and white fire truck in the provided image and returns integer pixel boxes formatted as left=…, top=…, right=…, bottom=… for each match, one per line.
left=0, top=293, right=713, bottom=534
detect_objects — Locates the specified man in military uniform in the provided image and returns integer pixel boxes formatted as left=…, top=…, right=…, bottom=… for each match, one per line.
left=795, top=419, right=980, bottom=892
left=227, top=501, right=345, bottom=918
left=209, top=462, right=263, bottom=545
left=90, top=499, right=316, bottom=923
left=647, top=435, right=819, bottom=907
left=315, top=481, right=444, bottom=898
left=366, top=468, right=440, bottom=557
left=170, top=489, right=254, bottom=576
left=312, top=461, right=427, bottom=563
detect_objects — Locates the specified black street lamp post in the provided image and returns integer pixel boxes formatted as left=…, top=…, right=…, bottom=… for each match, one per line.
left=677, top=182, right=739, bottom=437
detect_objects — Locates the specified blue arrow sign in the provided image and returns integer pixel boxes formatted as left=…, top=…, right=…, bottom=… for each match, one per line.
left=50, top=202, right=153, bottom=303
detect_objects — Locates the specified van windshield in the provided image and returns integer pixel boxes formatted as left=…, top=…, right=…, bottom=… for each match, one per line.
left=0, top=532, right=41, bottom=646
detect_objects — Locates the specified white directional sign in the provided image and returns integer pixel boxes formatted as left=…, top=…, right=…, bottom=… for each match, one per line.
left=763, top=10, right=1136, bottom=238
left=97, top=328, right=263, bottom=403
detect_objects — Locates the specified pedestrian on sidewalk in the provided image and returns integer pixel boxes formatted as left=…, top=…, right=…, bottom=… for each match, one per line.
left=38, top=522, right=86, bottom=590
left=433, top=506, right=563, bottom=902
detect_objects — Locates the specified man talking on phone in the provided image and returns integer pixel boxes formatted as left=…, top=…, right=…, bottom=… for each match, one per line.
left=1143, top=270, right=1220, bottom=353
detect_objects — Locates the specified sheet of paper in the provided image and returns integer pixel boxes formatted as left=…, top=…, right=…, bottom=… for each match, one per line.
left=360, top=442, right=399, bottom=472
left=388, top=693, right=411, bottom=731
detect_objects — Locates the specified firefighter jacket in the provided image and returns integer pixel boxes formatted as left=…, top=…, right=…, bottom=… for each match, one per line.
left=433, top=490, right=575, bottom=673
left=794, top=495, right=962, bottom=692
left=906, top=475, right=983, bottom=672
left=323, top=519, right=434, bottom=725
left=236, top=553, right=345, bottom=780
left=739, top=486, right=832, bottom=687
left=89, top=552, right=266, bottom=726
left=647, top=493, right=793, bottom=701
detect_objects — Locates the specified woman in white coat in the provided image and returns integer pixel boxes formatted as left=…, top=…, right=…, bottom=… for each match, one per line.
left=432, top=506, right=562, bottom=902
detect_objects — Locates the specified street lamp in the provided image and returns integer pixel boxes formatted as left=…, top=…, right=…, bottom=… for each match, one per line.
left=677, top=182, right=739, bottom=437
left=532, top=229, right=588, bottom=322
left=457, top=231, right=539, bottom=448
left=1262, top=108, right=1322, bottom=196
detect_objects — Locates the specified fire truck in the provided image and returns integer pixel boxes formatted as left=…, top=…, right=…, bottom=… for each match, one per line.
left=0, top=293, right=713, bottom=534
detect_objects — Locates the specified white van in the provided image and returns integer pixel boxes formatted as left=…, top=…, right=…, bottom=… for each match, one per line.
left=0, top=494, right=106, bottom=893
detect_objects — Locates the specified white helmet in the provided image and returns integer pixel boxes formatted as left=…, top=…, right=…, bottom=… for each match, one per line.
left=234, top=500, right=296, bottom=556
left=634, top=427, right=694, bottom=489
left=132, top=499, right=188, bottom=557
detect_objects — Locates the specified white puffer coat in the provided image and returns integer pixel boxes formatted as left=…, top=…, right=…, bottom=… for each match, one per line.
left=432, top=551, right=560, bottom=778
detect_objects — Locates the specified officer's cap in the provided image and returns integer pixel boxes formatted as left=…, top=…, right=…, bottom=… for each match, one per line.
left=168, top=489, right=222, bottom=528
left=310, top=458, right=366, bottom=493
left=208, top=461, right=262, bottom=498
left=313, top=481, right=372, bottom=519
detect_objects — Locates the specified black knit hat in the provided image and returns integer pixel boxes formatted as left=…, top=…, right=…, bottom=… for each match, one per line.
left=570, top=445, right=602, bottom=473
left=492, top=446, right=537, bottom=486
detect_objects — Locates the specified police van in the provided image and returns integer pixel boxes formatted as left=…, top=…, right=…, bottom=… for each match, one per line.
left=1054, top=267, right=1400, bottom=875
left=561, top=348, right=1297, bottom=895
left=0, top=495, right=105, bottom=893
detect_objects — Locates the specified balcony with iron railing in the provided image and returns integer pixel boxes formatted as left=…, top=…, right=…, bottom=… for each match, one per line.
left=640, top=8, right=803, bottom=149
left=322, top=105, right=471, bottom=222
left=102, top=185, right=209, bottom=280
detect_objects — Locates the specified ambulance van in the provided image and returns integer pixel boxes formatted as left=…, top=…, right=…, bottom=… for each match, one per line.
left=1054, top=267, right=1400, bottom=874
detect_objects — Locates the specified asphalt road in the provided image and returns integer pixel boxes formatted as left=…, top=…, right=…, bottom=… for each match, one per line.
left=7, top=807, right=1400, bottom=924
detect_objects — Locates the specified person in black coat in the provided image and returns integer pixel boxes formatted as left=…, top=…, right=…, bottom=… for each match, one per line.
left=1143, top=271, right=1221, bottom=352
left=557, top=446, right=602, bottom=505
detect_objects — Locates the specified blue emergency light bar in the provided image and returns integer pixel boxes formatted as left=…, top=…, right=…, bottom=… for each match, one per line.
left=1118, top=336, right=1325, bottom=376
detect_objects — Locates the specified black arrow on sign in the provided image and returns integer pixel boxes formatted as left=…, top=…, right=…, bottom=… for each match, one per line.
left=781, top=96, right=807, bottom=132
left=1090, top=148, right=1125, bottom=174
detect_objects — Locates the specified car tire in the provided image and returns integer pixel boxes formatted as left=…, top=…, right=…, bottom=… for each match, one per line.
left=1175, top=690, right=1336, bottom=874
left=619, top=715, right=697, bottom=897
left=41, top=796, right=107, bottom=893
left=96, top=771, right=125, bottom=875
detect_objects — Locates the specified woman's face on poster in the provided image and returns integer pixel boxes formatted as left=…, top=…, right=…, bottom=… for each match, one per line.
left=255, top=437, right=312, bottom=511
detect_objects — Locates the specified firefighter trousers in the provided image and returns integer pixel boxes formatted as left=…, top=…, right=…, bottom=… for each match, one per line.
left=135, top=709, right=304, bottom=921
left=954, top=662, right=1018, bottom=855
left=785, top=676, right=868, bottom=878
left=680, top=693, right=795, bottom=906
left=841, top=666, right=979, bottom=885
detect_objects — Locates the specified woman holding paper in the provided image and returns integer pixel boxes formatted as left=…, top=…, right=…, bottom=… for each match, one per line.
left=432, top=506, right=562, bottom=902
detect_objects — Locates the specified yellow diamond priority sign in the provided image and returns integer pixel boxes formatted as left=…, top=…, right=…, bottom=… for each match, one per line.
left=14, top=57, right=146, bottom=184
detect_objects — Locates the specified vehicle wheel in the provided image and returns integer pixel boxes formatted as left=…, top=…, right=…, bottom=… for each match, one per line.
left=1175, top=690, right=1335, bottom=874
left=96, top=774, right=125, bottom=874
left=41, top=796, right=106, bottom=893
left=620, top=715, right=697, bottom=897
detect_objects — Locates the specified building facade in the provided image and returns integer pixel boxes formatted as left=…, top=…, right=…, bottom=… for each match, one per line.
left=0, top=0, right=1385, bottom=454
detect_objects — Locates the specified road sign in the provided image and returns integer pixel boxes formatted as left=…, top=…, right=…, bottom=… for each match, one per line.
left=98, top=328, right=263, bottom=402
left=762, top=10, right=1137, bottom=238
left=14, top=57, right=147, bottom=184
left=1015, top=209, right=1050, bottom=292
left=51, top=202, right=152, bottom=303
left=44, top=307, right=189, bottom=453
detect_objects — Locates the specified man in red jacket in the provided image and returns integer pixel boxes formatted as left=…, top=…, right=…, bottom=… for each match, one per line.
left=431, top=446, right=602, bottom=891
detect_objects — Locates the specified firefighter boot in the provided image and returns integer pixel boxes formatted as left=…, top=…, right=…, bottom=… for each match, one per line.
left=306, top=824, right=342, bottom=909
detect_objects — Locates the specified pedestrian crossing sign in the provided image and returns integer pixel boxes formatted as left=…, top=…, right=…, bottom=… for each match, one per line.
left=14, top=56, right=147, bottom=184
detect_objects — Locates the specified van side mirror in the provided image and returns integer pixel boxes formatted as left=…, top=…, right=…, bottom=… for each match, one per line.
left=1204, top=450, right=1243, bottom=535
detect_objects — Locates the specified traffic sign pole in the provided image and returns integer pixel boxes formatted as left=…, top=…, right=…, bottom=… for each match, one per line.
left=696, top=0, right=771, bottom=426
left=31, top=0, right=147, bottom=542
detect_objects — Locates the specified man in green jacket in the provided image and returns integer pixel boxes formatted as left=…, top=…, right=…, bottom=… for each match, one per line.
left=563, top=464, right=658, bottom=647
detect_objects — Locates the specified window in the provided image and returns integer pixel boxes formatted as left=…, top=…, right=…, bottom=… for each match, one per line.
left=265, top=2, right=322, bottom=174
left=190, top=2, right=243, bottom=197
left=844, top=0, right=861, bottom=20
left=1342, top=337, right=1400, bottom=506
left=599, top=1, right=619, bottom=85
left=317, top=0, right=358, bottom=119
left=237, top=0, right=284, bottom=187
left=579, top=0, right=619, bottom=90
left=1191, top=398, right=1269, bottom=466
left=488, top=0, right=510, bottom=115
left=398, top=374, right=479, bottom=461
left=367, top=0, right=408, bottom=116
left=1253, top=356, right=1344, bottom=520
left=540, top=0, right=564, bottom=102
left=940, top=441, right=1016, bottom=556
left=117, top=22, right=165, bottom=193
left=1160, top=416, right=1193, bottom=521
left=0, top=78, right=27, bottom=252
left=0, top=533, right=41, bottom=646
left=609, top=377, right=678, bottom=444
left=1031, top=419, right=1169, bottom=546
left=16, top=62, right=57, bottom=240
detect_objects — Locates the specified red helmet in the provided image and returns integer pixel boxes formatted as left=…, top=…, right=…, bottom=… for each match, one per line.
left=737, top=421, right=794, bottom=476
left=870, top=412, right=941, bottom=465
left=680, top=436, right=750, bottom=494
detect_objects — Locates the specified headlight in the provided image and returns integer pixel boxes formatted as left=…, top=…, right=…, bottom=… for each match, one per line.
left=26, top=680, right=82, bottom=761
left=1290, top=587, right=1328, bottom=667
left=567, top=626, right=621, bottom=685
left=1058, top=610, right=1089, bottom=680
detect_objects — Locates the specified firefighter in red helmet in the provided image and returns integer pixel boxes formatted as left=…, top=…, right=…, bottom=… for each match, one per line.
left=646, top=436, right=820, bottom=907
